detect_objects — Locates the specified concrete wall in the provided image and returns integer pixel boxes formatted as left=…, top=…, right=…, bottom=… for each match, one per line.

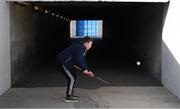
left=162, top=41, right=180, bottom=99
left=0, top=0, right=11, bottom=96
left=130, top=3, right=164, bottom=80
left=162, top=0, right=180, bottom=99
left=10, top=3, right=42, bottom=86
left=10, top=3, right=70, bottom=86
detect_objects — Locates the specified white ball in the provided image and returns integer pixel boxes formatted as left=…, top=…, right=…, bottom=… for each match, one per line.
left=136, top=61, right=141, bottom=66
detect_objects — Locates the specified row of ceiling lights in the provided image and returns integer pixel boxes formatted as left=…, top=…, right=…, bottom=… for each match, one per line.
left=16, top=1, right=70, bottom=22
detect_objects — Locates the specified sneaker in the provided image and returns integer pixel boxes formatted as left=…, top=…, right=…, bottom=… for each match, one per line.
left=65, top=95, right=78, bottom=103
left=72, top=95, right=79, bottom=99
left=72, top=93, right=79, bottom=99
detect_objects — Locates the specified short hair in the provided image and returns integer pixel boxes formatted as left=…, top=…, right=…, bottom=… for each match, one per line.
left=82, top=36, right=93, bottom=43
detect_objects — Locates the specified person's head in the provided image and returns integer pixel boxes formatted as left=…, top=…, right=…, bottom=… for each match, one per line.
left=82, top=36, right=93, bottom=50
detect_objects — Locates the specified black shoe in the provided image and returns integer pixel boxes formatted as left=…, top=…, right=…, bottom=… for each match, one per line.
left=72, top=95, right=79, bottom=99
left=65, top=95, right=78, bottom=103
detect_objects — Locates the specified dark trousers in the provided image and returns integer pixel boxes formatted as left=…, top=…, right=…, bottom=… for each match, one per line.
left=56, top=58, right=77, bottom=96
left=62, top=65, right=77, bottom=96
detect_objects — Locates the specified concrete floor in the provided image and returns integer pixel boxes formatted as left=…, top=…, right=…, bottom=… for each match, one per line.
left=0, top=87, right=180, bottom=108
left=13, top=64, right=162, bottom=88
left=1, top=64, right=178, bottom=108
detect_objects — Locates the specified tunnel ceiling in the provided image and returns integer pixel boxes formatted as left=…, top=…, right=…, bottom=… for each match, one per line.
left=28, top=2, right=151, bottom=19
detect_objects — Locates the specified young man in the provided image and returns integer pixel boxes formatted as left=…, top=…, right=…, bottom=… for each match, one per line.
left=57, top=36, right=94, bottom=103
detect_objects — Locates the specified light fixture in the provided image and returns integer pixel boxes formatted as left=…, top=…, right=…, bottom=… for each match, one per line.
left=56, top=14, right=59, bottom=17
left=52, top=13, right=55, bottom=16
left=34, top=6, right=38, bottom=10
left=45, top=10, right=48, bottom=14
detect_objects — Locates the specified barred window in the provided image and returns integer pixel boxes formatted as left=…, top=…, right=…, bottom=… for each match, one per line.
left=70, top=20, right=102, bottom=38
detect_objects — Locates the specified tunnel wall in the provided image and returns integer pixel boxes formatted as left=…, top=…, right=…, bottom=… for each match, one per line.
left=132, top=4, right=163, bottom=80
left=162, top=41, right=180, bottom=99
left=0, top=0, right=11, bottom=96
left=162, top=0, right=180, bottom=99
left=39, top=16, right=70, bottom=65
left=10, top=3, right=70, bottom=86
left=10, top=3, right=43, bottom=85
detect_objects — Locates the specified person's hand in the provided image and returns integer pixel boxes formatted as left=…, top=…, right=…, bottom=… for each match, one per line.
left=83, top=70, right=89, bottom=76
left=83, top=70, right=94, bottom=77
left=88, top=71, right=94, bottom=78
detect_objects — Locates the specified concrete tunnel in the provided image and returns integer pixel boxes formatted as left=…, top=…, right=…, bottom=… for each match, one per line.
left=2, top=0, right=180, bottom=108
left=9, top=1, right=169, bottom=88
left=10, top=2, right=168, bottom=87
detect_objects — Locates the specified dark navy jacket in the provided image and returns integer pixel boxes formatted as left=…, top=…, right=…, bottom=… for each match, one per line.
left=57, top=43, right=89, bottom=71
